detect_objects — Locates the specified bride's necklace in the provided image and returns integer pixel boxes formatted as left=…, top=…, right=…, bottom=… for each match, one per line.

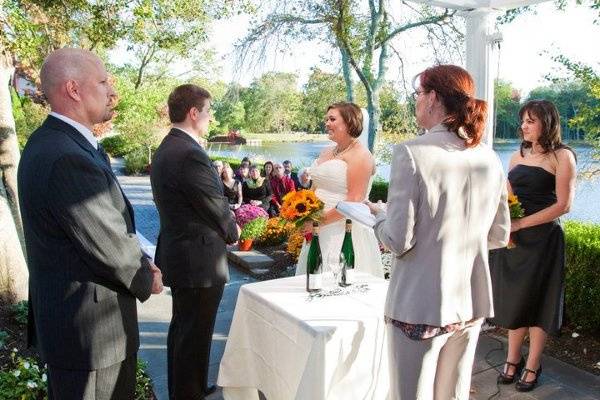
left=333, top=139, right=357, bottom=158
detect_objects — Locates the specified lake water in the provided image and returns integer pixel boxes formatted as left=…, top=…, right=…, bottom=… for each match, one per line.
left=207, top=140, right=600, bottom=224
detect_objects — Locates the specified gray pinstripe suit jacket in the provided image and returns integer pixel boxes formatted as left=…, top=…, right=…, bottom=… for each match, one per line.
left=18, top=115, right=153, bottom=370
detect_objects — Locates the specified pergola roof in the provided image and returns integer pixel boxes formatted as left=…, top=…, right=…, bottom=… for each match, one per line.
left=416, top=0, right=548, bottom=11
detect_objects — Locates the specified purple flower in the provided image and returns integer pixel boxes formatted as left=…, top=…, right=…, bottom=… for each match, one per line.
left=235, top=204, right=269, bottom=227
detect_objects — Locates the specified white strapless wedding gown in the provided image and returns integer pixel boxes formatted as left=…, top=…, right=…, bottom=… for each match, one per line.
left=295, top=159, right=383, bottom=278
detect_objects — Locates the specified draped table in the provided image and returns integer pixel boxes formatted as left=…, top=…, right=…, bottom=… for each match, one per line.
left=217, top=272, right=390, bottom=400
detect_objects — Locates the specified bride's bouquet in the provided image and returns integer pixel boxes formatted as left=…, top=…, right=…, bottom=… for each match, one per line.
left=279, top=189, right=324, bottom=229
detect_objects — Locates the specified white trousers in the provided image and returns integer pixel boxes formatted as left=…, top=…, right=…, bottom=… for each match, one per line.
left=387, top=321, right=482, bottom=400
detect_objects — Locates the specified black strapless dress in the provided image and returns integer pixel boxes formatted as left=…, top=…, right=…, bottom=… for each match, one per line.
left=489, top=164, right=565, bottom=336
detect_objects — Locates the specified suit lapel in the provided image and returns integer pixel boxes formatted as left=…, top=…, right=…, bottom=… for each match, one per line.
left=44, top=116, right=136, bottom=231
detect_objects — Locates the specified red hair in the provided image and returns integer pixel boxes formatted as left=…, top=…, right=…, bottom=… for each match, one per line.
left=418, top=65, right=487, bottom=147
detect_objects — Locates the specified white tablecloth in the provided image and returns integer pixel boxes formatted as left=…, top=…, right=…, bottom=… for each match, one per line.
left=217, top=272, right=389, bottom=400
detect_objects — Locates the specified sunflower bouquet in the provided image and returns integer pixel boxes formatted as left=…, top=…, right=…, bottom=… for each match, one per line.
left=507, top=194, right=525, bottom=249
left=280, top=189, right=324, bottom=228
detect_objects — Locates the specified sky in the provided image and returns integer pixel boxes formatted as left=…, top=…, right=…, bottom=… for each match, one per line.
left=205, top=1, right=600, bottom=96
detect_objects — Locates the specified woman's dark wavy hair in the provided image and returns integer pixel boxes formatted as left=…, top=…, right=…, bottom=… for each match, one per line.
left=416, top=65, right=487, bottom=147
left=518, top=100, right=574, bottom=160
left=262, top=161, right=274, bottom=177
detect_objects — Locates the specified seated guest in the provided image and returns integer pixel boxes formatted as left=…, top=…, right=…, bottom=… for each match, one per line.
left=236, top=164, right=249, bottom=183
left=212, top=159, right=224, bottom=177
left=269, top=162, right=295, bottom=215
left=298, top=169, right=312, bottom=189
left=282, top=160, right=302, bottom=188
left=242, top=165, right=273, bottom=213
left=263, top=161, right=274, bottom=179
left=222, top=162, right=243, bottom=210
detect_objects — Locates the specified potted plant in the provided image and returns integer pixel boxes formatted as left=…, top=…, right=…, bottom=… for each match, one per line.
left=239, top=217, right=268, bottom=251
left=235, top=204, right=269, bottom=251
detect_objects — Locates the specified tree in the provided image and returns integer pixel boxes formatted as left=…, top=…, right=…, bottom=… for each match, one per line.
left=213, top=83, right=247, bottom=134
left=378, top=82, right=417, bottom=138
left=494, top=79, right=521, bottom=140
left=544, top=56, right=600, bottom=143
left=299, top=68, right=347, bottom=133
left=0, top=0, right=127, bottom=85
left=123, top=0, right=217, bottom=90
left=0, top=49, right=28, bottom=301
left=237, top=0, right=459, bottom=151
left=527, top=81, right=592, bottom=141
left=242, top=72, right=302, bottom=133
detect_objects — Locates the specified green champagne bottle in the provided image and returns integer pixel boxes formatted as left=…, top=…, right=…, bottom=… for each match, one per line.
left=340, top=219, right=355, bottom=286
left=306, top=221, right=323, bottom=292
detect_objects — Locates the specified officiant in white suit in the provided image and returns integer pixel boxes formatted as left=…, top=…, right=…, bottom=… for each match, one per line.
left=295, top=102, right=383, bottom=278
left=367, top=65, right=510, bottom=399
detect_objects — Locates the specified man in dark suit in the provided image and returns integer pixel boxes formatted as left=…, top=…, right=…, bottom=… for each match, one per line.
left=150, top=84, right=238, bottom=399
left=282, top=159, right=301, bottom=188
left=18, top=48, right=163, bottom=399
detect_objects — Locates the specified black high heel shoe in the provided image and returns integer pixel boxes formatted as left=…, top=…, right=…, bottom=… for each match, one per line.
left=515, top=365, right=542, bottom=392
left=497, top=357, right=525, bottom=384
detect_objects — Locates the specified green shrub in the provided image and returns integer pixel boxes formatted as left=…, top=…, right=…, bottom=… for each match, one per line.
left=11, top=300, right=28, bottom=326
left=0, top=351, right=153, bottom=400
left=100, top=135, right=136, bottom=157
left=369, top=179, right=389, bottom=202
left=0, top=351, right=47, bottom=400
left=564, top=221, right=600, bottom=333
left=135, top=360, right=154, bottom=400
left=124, top=148, right=151, bottom=175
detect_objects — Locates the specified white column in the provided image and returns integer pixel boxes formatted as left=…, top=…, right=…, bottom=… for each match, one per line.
left=464, top=8, right=501, bottom=145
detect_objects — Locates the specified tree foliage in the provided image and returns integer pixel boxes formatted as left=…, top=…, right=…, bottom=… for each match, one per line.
left=299, top=68, right=347, bottom=133
left=242, top=72, right=302, bottom=133
left=237, top=0, right=459, bottom=151
left=494, top=79, right=521, bottom=139
left=0, top=0, right=127, bottom=82
left=213, top=83, right=247, bottom=133
left=546, top=55, right=600, bottom=143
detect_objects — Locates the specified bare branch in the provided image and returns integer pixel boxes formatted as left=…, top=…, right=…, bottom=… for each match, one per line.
left=378, top=8, right=455, bottom=48
left=389, top=44, right=411, bottom=95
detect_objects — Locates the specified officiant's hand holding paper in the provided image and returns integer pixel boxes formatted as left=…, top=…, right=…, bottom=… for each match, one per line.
left=365, top=200, right=386, bottom=215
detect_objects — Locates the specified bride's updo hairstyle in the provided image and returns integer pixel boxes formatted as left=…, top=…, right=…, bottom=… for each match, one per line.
left=417, top=65, right=487, bottom=147
left=327, top=102, right=363, bottom=138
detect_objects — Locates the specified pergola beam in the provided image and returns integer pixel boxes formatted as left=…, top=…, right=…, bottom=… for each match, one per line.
left=414, top=0, right=549, bottom=11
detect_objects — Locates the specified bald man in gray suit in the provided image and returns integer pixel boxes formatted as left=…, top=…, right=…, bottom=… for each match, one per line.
left=18, top=48, right=163, bottom=400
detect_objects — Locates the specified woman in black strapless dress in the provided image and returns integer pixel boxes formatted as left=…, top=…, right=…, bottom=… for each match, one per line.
left=490, top=100, right=577, bottom=392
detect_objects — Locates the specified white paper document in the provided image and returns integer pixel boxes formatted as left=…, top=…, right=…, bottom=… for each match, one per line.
left=336, top=201, right=377, bottom=228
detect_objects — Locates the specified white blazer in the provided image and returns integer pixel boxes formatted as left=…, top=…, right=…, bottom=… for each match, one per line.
left=374, top=124, right=510, bottom=327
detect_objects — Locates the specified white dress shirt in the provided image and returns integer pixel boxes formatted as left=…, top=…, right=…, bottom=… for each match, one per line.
left=49, top=111, right=98, bottom=150
left=172, top=127, right=201, bottom=145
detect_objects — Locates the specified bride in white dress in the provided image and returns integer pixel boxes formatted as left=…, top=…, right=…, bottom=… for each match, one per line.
left=295, top=102, right=383, bottom=278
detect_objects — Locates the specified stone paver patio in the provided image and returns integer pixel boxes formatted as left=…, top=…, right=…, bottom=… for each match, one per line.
left=115, top=159, right=600, bottom=400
